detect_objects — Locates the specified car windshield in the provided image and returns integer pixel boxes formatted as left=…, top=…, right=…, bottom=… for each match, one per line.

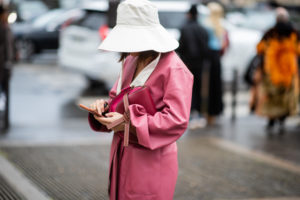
left=32, top=10, right=65, bottom=28
left=159, top=11, right=186, bottom=29
left=19, top=1, right=48, bottom=21
left=75, top=10, right=106, bottom=30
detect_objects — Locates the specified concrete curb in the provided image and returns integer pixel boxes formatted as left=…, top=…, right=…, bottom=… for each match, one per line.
left=209, top=137, right=300, bottom=175
left=0, top=151, right=51, bottom=200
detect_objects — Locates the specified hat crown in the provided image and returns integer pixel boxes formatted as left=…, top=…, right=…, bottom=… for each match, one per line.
left=117, top=0, right=160, bottom=26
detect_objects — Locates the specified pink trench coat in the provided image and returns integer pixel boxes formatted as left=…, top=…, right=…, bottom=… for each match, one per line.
left=88, top=51, right=193, bottom=200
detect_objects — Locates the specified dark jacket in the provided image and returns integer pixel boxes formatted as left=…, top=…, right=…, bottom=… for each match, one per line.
left=177, top=19, right=208, bottom=68
left=0, top=23, right=13, bottom=82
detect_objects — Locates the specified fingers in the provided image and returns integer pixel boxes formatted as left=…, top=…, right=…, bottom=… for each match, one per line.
left=105, top=112, right=115, bottom=117
left=105, top=112, right=124, bottom=120
left=90, top=99, right=106, bottom=116
left=96, top=100, right=102, bottom=115
left=96, top=99, right=106, bottom=116
left=94, top=112, right=122, bottom=125
left=94, top=114, right=114, bottom=124
left=94, top=115, right=108, bottom=125
left=90, top=102, right=96, bottom=110
left=97, top=116, right=113, bottom=124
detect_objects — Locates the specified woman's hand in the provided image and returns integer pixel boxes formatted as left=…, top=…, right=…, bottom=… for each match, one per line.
left=90, top=99, right=107, bottom=117
left=94, top=112, right=125, bottom=132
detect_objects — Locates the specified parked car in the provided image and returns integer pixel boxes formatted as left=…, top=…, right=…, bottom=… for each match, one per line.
left=12, top=8, right=84, bottom=60
left=59, top=1, right=207, bottom=89
left=12, top=0, right=49, bottom=22
left=58, top=1, right=265, bottom=90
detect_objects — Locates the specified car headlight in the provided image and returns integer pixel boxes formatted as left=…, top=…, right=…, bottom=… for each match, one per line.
left=8, top=12, right=17, bottom=24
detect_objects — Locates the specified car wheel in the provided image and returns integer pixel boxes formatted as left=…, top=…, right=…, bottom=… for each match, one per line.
left=16, top=39, right=35, bottom=61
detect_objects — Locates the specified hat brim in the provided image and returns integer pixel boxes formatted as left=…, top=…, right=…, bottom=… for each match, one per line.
left=98, top=24, right=179, bottom=53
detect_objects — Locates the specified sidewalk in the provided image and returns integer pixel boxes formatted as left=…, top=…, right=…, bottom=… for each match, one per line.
left=0, top=62, right=299, bottom=200
left=0, top=174, right=25, bottom=200
left=0, top=133, right=300, bottom=200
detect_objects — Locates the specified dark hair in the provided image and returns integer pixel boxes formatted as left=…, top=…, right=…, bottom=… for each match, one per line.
left=119, top=51, right=159, bottom=67
left=188, top=5, right=198, bottom=20
left=119, top=53, right=129, bottom=62
left=274, top=21, right=294, bottom=39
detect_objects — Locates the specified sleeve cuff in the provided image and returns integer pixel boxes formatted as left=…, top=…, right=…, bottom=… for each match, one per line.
left=88, top=113, right=110, bottom=132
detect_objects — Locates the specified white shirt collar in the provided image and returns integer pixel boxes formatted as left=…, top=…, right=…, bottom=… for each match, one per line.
left=130, top=53, right=161, bottom=87
left=117, top=53, right=161, bottom=94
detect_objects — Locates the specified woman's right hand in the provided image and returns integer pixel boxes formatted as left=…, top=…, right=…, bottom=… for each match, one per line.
left=90, top=99, right=107, bottom=118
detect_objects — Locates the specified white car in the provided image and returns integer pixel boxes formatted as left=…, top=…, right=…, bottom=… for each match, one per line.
left=58, top=1, right=269, bottom=89
left=58, top=1, right=120, bottom=89
left=59, top=1, right=209, bottom=89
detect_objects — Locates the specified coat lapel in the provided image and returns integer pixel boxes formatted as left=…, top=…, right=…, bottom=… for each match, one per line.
left=122, top=56, right=137, bottom=89
left=144, top=52, right=169, bottom=85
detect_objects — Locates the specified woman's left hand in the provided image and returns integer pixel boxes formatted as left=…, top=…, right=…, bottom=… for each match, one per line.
left=94, top=112, right=125, bottom=132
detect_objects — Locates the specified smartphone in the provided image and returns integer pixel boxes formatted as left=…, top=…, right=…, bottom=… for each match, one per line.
left=79, top=103, right=109, bottom=117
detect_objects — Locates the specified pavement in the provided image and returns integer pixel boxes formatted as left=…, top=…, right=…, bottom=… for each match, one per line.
left=0, top=53, right=300, bottom=200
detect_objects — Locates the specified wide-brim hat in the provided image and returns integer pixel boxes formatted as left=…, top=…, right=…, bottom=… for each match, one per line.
left=98, top=0, right=179, bottom=53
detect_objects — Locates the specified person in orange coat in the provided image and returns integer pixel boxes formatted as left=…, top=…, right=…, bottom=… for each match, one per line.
left=253, top=7, right=300, bottom=132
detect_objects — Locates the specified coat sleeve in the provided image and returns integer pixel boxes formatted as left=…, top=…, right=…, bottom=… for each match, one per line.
left=88, top=78, right=118, bottom=132
left=128, top=67, right=193, bottom=150
left=257, top=40, right=266, bottom=55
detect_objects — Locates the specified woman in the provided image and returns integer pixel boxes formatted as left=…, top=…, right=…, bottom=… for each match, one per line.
left=253, top=7, right=299, bottom=131
left=202, top=2, right=228, bottom=125
left=88, top=0, right=193, bottom=199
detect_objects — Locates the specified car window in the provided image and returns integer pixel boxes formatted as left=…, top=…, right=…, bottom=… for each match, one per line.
left=32, top=10, right=65, bottom=28
left=76, top=11, right=107, bottom=30
left=159, top=11, right=185, bottom=29
left=45, top=9, right=84, bottom=31
left=19, top=1, right=48, bottom=21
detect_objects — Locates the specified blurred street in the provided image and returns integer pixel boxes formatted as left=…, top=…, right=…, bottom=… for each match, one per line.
left=0, top=52, right=299, bottom=200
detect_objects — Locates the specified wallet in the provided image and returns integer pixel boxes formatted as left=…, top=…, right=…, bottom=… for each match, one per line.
left=107, top=86, right=157, bottom=146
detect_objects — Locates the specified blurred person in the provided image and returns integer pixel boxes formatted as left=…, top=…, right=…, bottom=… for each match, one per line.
left=252, top=7, right=300, bottom=132
left=0, top=4, right=13, bottom=131
left=87, top=0, right=193, bottom=199
left=177, top=4, right=209, bottom=129
left=202, top=2, right=229, bottom=126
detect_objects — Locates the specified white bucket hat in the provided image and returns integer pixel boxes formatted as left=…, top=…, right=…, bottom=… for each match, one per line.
left=98, top=0, right=179, bottom=53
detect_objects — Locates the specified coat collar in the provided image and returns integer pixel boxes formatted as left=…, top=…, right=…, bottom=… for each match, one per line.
left=130, top=53, right=161, bottom=87
left=117, top=53, right=161, bottom=94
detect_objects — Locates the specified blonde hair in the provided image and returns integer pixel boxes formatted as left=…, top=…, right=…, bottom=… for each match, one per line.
left=207, top=2, right=224, bottom=38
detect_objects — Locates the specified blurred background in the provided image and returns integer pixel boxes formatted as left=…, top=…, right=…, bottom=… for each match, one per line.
left=0, top=0, right=299, bottom=200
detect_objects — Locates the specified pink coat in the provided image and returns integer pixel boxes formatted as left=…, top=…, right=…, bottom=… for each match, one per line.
left=88, top=51, right=193, bottom=200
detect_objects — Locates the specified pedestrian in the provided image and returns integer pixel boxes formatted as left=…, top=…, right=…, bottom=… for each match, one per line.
left=202, top=2, right=229, bottom=126
left=252, top=7, right=299, bottom=132
left=87, top=0, right=193, bottom=199
left=177, top=4, right=209, bottom=129
left=0, top=4, right=13, bottom=131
